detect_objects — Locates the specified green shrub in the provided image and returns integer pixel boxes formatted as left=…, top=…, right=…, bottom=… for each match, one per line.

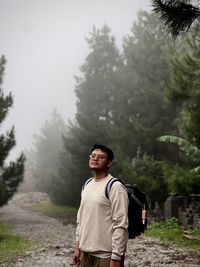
left=165, top=165, right=200, bottom=195
left=151, top=217, right=180, bottom=230
left=128, top=151, right=169, bottom=209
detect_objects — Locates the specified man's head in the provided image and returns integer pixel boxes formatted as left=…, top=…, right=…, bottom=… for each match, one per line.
left=89, top=144, right=114, bottom=171
left=90, top=144, right=114, bottom=161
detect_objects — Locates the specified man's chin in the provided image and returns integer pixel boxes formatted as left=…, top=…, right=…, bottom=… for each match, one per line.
left=89, top=163, right=99, bottom=169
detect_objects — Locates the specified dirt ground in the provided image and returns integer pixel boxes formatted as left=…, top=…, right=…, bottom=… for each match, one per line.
left=0, top=192, right=200, bottom=267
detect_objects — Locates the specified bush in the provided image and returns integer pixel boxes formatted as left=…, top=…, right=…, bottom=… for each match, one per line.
left=128, top=151, right=169, bottom=209
left=165, top=165, right=200, bottom=195
left=151, top=217, right=180, bottom=230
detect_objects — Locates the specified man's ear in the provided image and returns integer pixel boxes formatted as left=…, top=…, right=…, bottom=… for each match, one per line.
left=107, top=160, right=112, bottom=168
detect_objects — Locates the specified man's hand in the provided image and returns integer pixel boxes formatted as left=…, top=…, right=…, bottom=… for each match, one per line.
left=110, top=259, right=121, bottom=267
left=73, top=241, right=80, bottom=266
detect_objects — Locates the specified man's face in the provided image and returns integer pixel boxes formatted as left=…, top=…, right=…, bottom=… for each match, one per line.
left=89, top=148, right=112, bottom=171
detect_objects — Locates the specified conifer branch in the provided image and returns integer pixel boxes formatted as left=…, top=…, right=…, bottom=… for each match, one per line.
left=152, top=0, right=200, bottom=37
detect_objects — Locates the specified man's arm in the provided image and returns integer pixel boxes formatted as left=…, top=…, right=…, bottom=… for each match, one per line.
left=110, top=182, right=129, bottom=261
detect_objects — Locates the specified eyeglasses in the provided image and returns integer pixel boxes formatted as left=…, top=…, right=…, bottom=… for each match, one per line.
left=89, top=154, right=107, bottom=161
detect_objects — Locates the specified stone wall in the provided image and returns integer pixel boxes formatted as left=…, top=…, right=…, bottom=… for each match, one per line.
left=164, top=195, right=200, bottom=229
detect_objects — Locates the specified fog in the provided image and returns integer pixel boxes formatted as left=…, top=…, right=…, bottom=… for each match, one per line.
left=0, top=0, right=150, bottom=158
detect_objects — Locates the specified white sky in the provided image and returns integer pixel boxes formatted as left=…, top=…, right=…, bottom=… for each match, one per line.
left=0, top=0, right=151, bottom=159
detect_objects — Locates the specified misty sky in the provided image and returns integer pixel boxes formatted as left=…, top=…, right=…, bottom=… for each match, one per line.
left=0, top=0, right=150, bottom=159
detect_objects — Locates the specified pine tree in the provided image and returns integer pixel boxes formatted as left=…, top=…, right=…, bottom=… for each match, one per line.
left=55, top=25, right=123, bottom=206
left=168, top=22, right=200, bottom=149
left=75, top=25, right=123, bottom=126
left=28, top=110, right=66, bottom=195
left=152, top=0, right=200, bottom=37
left=110, top=11, right=178, bottom=168
left=0, top=56, right=25, bottom=206
left=155, top=22, right=200, bottom=195
left=54, top=16, right=179, bottom=206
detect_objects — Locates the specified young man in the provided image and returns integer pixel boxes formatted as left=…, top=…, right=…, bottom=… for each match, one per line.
left=73, top=144, right=128, bottom=267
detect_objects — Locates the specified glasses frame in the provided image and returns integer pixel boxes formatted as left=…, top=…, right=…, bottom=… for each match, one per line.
left=89, top=153, right=107, bottom=161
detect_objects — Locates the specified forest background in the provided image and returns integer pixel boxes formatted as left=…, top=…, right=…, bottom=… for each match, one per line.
left=1, top=8, right=200, bottom=211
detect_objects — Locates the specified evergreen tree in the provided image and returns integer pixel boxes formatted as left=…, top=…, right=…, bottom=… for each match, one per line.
left=110, top=11, right=178, bottom=176
left=155, top=22, right=200, bottom=196
left=48, top=132, right=74, bottom=205
left=56, top=25, right=123, bottom=206
left=54, top=15, right=180, bottom=206
left=75, top=25, right=123, bottom=126
left=168, top=22, right=200, bottom=150
left=28, top=110, right=66, bottom=194
left=152, top=0, right=200, bottom=37
left=130, top=150, right=169, bottom=209
left=0, top=56, right=25, bottom=206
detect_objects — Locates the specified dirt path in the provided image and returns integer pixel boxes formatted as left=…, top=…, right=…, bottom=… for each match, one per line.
left=0, top=192, right=200, bottom=267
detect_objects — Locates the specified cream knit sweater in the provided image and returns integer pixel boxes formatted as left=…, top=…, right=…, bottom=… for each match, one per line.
left=76, top=174, right=128, bottom=260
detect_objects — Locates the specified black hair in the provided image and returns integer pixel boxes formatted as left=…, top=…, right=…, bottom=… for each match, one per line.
left=91, top=144, right=114, bottom=161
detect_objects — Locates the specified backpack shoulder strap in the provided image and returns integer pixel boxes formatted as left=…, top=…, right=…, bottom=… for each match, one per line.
left=82, top=177, right=93, bottom=190
left=105, top=177, right=121, bottom=199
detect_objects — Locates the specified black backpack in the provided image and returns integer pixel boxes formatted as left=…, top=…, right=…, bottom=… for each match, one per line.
left=83, top=177, right=149, bottom=239
left=105, top=178, right=149, bottom=239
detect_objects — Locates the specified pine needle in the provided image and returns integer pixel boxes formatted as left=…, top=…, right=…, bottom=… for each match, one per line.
left=152, top=0, right=200, bottom=37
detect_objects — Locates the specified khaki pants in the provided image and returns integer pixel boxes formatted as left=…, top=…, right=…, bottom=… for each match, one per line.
left=80, top=252, right=124, bottom=267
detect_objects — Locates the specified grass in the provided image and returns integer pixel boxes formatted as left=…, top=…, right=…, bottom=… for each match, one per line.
left=145, top=217, right=200, bottom=255
left=0, top=224, right=31, bottom=266
left=23, top=200, right=78, bottom=224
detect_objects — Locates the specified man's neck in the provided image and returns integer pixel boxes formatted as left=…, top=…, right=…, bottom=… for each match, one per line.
left=93, top=170, right=109, bottom=180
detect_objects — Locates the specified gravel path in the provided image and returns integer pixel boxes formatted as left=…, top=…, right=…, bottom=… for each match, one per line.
left=0, top=192, right=200, bottom=267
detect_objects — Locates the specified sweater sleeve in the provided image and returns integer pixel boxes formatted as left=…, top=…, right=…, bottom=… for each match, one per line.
left=109, top=182, right=128, bottom=260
